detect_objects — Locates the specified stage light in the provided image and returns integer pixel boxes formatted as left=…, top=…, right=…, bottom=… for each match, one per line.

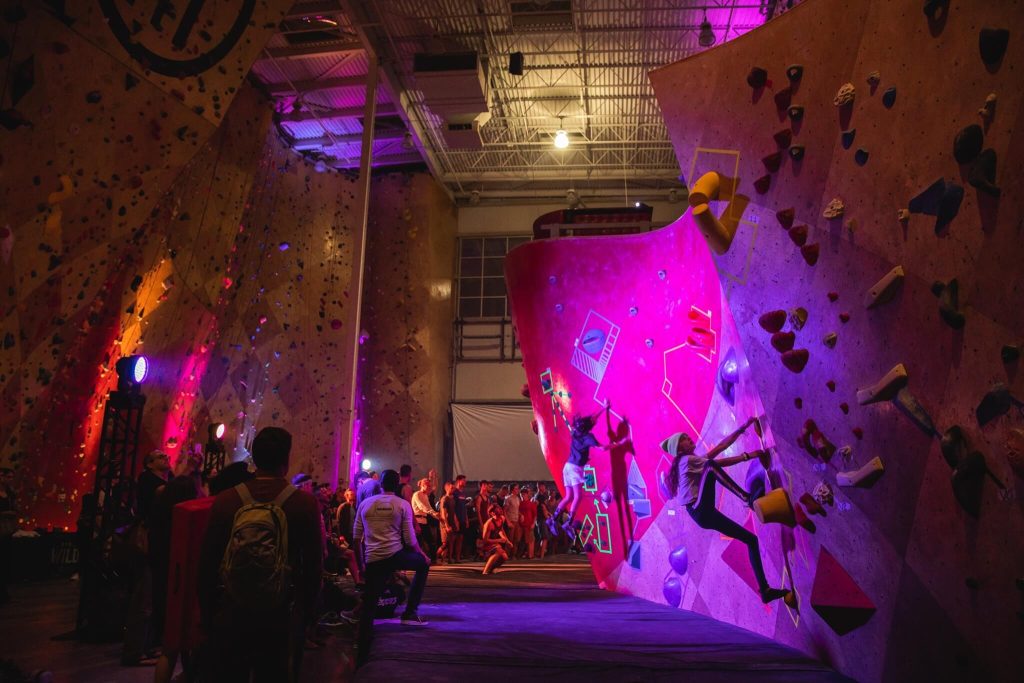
left=509, top=51, right=524, bottom=76
left=209, top=423, right=226, bottom=441
left=115, top=355, right=149, bottom=392
left=698, top=9, right=716, bottom=47
left=361, top=458, right=372, bottom=470
left=635, top=201, right=642, bottom=208
left=553, top=117, right=569, bottom=149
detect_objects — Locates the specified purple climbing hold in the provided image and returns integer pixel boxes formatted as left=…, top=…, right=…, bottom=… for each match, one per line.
left=278, top=242, right=290, bottom=251
left=663, top=576, right=683, bottom=608
left=669, top=546, right=689, bottom=575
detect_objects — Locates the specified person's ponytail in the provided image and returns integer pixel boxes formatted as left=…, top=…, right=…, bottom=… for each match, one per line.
left=667, top=454, right=683, bottom=497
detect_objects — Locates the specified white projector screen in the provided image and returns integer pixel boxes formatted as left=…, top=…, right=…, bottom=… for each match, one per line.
left=451, top=403, right=550, bottom=481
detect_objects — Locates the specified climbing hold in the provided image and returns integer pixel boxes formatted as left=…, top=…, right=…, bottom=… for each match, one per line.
left=839, top=312, right=850, bottom=323
left=800, top=492, right=826, bottom=516
left=789, top=307, right=808, bottom=330
left=795, top=397, right=803, bottom=409
left=753, top=489, right=796, bottom=527
left=827, top=291, right=839, bottom=302
left=555, top=303, right=564, bottom=313
left=893, top=388, right=940, bottom=437
left=788, top=224, right=808, bottom=246
left=10, top=56, right=34, bottom=107
left=841, top=129, right=856, bottom=149
left=776, top=207, right=795, bottom=228
left=746, top=67, right=768, bottom=89
left=856, top=363, right=908, bottom=405
left=923, top=0, right=948, bottom=20
left=753, top=175, right=772, bottom=194
left=865, top=71, right=881, bottom=87
left=786, top=64, right=804, bottom=82
left=823, top=332, right=838, bottom=348
left=1002, top=345, right=1020, bottom=363
left=897, top=208, right=910, bottom=222
left=278, top=242, right=290, bottom=251
left=833, top=83, right=856, bottom=107
left=687, top=171, right=736, bottom=206
left=692, top=203, right=736, bottom=255
left=0, top=109, right=32, bottom=130
left=864, top=265, right=905, bottom=309
left=836, top=456, right=885, bottom=487
left=932, top=278, right=965, bottom=329
left=47, top=175, right=73, bottom=204
left=822, top=198, right=845, bottom=219
left=774, top=129, right=793, bottom=149
left=826, top=380, right=836, bottom=392
left=840, top=402, right=850, bottom=414
left=968, top=149, right=1000, bottom=197
left=798, top=420, right=835, bottom=461
left=801, top=243, right=820, bottom=266
left=1006, top=429, right=1024, bottom=479
left=940, top=425, right=968, bottom=469
left=952, top=451, right=992, bottom=517
left=663, top=576, right=683, bottom=607
left=125, top=72, right=140, bottom=90
left=908, top=178, right=963, bottom=231
left=628, top=306, right=638, bottom=317
left=811, top=481, right=834, bottom=507
left=644, top=338, right=654, bottom=348
left=787, top=105, right=804, bottom=121
left=782, top=349, right=810, bottom=373
left=758, top=310, right=788, bottom=333
left=774, top=87, right=793, bottom=111
left=881, top=87, right=897, bottom=108
left=771, top=331, right=796, bottom=353
left=669, top=546, right=689, bottom=575
left=762, top=151, right=783, bottom=173
left=953, top=125, right=984, bottom=164
left=979, top=28, right=1010, bottom=67
left=789, top=145, right=805, bottom=160
left=978, top=93, right=997, bottom=121
left=86, top=90, right=102, bottom=104
left=854, top=148, right=869, bottom=166
left=976, top=383, right=1019, bottom=427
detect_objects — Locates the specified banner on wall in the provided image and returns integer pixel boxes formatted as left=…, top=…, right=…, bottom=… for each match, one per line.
left=452, top=403, right=549, bottom=481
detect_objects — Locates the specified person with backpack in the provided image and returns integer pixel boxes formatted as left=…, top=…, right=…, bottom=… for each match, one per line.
left=353, top=469, right=431, bottom=668
left=197, top=427, right=323, bottom=683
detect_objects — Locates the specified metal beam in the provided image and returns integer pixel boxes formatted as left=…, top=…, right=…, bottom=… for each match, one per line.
left=291, top=129, right=405, bottom=148
left=263, top=40, right=363, bottom=59
left=329, top=152, right=424, bottom=169
left=279, top=104, right=397, bottom=122
left=284, top=0, right=345, bottom=20
left=265, top=75, right=365, bottom=96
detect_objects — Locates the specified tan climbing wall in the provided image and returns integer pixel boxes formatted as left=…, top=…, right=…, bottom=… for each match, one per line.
left=650, top=0, right=1024, bottom=680
left=0, top=2, right=292, bottom=528
left=359, top=173, right=457, bottom=481
left=1, top=82, right=363, bottom=527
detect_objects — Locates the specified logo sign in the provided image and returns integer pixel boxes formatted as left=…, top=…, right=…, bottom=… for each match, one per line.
left=99, top=0, right=257, bottom=78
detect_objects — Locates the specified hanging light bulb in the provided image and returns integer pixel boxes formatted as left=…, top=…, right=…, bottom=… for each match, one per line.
left=698, top=8, right=716, bottom=47
left=554, top=116, right=569, bottom=149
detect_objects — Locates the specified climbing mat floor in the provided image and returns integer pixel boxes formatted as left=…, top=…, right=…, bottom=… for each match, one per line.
left=357, top=554, right=854, bottom=682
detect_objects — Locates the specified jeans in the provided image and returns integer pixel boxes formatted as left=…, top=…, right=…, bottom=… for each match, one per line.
left=686, top=463, right=769, bottom=594
left=356, top=548, right=429, bottom=667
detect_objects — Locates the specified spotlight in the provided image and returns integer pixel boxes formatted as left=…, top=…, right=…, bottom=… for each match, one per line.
left=509, top=51, right=524, bottom=76
left=634, top=201, right=641, bottom=208
left=204, top=421, right=227, bottom=474
left=115, top=355, right=148, bottom=392
left=361, top=458, right=372, bottom=471
left=209, top=423, right=226, bottom=441
left=553, top=116, right=569, bottom=149
left=698, top=9, right=716, bottom=47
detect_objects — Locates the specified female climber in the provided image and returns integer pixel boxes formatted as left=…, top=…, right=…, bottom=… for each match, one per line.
left=548, top=402, right=629, bottom=537
left=662, top=417, right=791, bottom=604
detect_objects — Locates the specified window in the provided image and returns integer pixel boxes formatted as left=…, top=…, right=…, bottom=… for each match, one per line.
left=457, top=236, right=529, bottom=318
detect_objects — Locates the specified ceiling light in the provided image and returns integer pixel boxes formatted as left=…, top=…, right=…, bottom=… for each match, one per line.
left=554, top=117, right=569, bottom=149
left=698, top=9, right=716, bottom=47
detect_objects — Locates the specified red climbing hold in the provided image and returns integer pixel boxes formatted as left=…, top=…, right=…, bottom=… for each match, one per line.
left=839, top=312, right=851, bottom=323
left=758, top=310, right=788, bottom=333
left=852, top=427, right=864, bottom=440
left=788, top=225, right=809, bottom=246
left=782, top=348, right=810, bottom=373
left=754, top=175, right=772, bottom=194
left=776, top=207, right=795, bottom=228
left=771, top=331, right=796, bottom=352
left=774, top=129, right=793, bottom=149
left=330, top=319, right=342, bottom=330
left=828, top=291, right=839, bottom=302
left=795, top=397, right=803, bottom=409
left=762, top=151, right=783, bottom=173
left=801, top=243, right=820, bottom=265
left=826, top=380, right=836, bottom=392
left=840, top=402, right=849, bottom=414
left=810, top=548, right=876, bottom=635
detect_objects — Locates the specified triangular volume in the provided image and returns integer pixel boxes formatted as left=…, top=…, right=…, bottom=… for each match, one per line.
left=810, top=547, right=876, bottom=634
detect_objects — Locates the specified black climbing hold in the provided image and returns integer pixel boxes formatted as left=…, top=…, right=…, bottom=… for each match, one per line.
left=1001, top=345, right=1020, bottom=364
left=786, top=64, right=803, bottom=82
left=952, top=451, right=987, bottom=517
left=774, top=86, right=793, bottom=111
left=854, top=148, right=869, bottom=166
left=787, top=105, right=804, bottom=121
left=908, top=177, right=963, bottom=230
left=86, top=90, right=102, bottom=104
left=940, top=426, right=967, bottom=469
left=935, top=278, right=965, bottom=329
left=130, top=275, right=143, bottom=292
left=979, top=28, right=1010, bottom=67
left=968, top=148, right=1000, bottom=197
left=953, top=124, right=983, bottom=164
left=937, top=182, right=964, bottom=230
left=922, top=0, right=948, bottom=20
left=909, top=178, right=947, bottom=215
left=125, top=73, right=140, bottom=90
left=841, top=129, right=856, bottom=149
left=746, top=67, right=768, bottom=89
left=788, top=145, right=805, bottom=160
left=11, top=56, right=35, bottom=107
left=882, top=87, right=897, bottom=108
left=976, top=383, right=1019, bottom=426
left=0, top=109, right=31, bottom=130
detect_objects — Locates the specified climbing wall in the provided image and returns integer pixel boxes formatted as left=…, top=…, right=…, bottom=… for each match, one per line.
left=0, top=2, right=294, bottom=528
left=663, top=0, right=1019, bottom=679
left=360, top=172, right=457, bottom=479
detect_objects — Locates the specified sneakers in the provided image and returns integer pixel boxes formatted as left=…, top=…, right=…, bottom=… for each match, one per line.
left=400, top=611, right=428, bottom=626
left=545, top=517, right=559, bottom=536
left=318, top=612, right=348, bottom=627
left=760, top=587, right=791, bottom=604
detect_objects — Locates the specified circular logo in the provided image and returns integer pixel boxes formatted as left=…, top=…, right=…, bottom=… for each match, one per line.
left=99, top=0, right=258, bottom=78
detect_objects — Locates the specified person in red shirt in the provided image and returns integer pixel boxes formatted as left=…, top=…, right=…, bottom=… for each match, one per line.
left=518, top=486, right=538, bottom=559
left=197, top=427, right=323, bottom=683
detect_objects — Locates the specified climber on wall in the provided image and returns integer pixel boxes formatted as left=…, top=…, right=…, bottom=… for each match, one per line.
left=662, top=418, right=792, bottom=604
left=548, top=401, right=629, bottom=537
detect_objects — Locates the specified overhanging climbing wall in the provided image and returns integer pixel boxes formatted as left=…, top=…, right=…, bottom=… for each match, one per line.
left=645, top=0, right=1024, bottom=680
